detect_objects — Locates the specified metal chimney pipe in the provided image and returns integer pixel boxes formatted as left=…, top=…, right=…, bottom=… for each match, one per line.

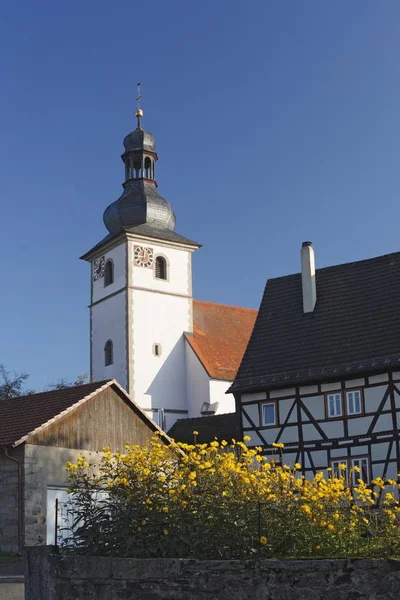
left=301, top=241, right=316, bottom=313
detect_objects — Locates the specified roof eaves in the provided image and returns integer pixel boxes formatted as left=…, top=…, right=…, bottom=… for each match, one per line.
left=184, top=333, right=213, bottom=378
left=230, top=353, right=400, bottom=394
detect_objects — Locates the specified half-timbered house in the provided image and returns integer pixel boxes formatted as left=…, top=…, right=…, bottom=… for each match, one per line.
left=229, top=243, right=400, bottom=483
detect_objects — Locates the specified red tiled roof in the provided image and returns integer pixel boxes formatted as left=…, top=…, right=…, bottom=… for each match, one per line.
left=0, top=380, right=112, bottom=446
left=185, top=300, right=258, bottom=380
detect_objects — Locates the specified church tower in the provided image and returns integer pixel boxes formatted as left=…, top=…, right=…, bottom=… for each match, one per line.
left=81, top=100, right=200, bottom=428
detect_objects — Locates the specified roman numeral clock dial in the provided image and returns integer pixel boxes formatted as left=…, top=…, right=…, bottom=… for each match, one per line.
left=134, top=245, right=154, bottom=268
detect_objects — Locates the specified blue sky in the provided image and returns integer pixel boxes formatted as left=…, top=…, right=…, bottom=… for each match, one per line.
left=1, top=1, right=400, bottom=391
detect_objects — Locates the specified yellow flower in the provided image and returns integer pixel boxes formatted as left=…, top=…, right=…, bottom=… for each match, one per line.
left=259, top=536, right=268, bottom=545
left=301, top=504, right=312, bottom=515
left=353, top=465, right=360, bottom=473
left=189, top=471, right=197, bottom=480
left=362, top=518, right=369, bottom=525
left=193, top=431, right=199, bottom=436
left=162, top=506, right=169, bottom=513
left=327, top=524, right=335, bottom=532
left=141, top=520, right=147, bottom=526
left=163, top=529, right=169, bottom=535
left=243, top=436, right=251, bottom=442
left=315, top=545, right=321, bottom=551
left=272, top=442, right=284, bottom=448
left=294, top=463, right=301, bottom=470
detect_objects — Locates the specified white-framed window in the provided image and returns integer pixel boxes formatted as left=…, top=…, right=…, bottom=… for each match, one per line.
left=330, top=457, right=370, bottom=486
left=347, top=390, right=362, bottom=415
left=351, top=456, right=369, bottom=485
left=262, top=403, right=276, bottom=426
left=327, top=393, right=342, bottom=418
left=331, top=459, right=347, bottom=478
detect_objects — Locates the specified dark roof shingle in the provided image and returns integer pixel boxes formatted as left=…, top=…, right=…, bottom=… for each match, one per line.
left=232, top=251, right=400, bottom=392
left=0, top=380, right=111, bottom=446
left=168, top=413, right=238, bottom=444
left=81, top=225, right=200, bottom=260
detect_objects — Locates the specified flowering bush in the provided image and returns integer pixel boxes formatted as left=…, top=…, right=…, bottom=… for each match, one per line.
left=64, top=436, right=400, bottom=559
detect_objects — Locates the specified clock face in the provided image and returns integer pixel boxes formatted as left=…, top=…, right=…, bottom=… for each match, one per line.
left=134, top=245, right=154, bottom=268
left=93, top=256, right=105, bottom=280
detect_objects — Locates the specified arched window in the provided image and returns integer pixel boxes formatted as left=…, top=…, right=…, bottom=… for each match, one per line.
left=155, top=256, right=167, bottom=280
left=144, top=156, right=152, bottom=179
left=104, top=340, right=113, bottom=366
left=133, top=159, right=141, bottom=178
left=104, top=260, right=114, bottom=287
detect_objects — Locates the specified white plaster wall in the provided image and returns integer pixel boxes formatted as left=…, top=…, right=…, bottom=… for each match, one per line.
left=92, top=243, right=126, bottom=304
left=278, top=398, right=295, bottom=423
left=241, top=392, right=267, bottom=403
left=364, top=385, right=388, bottom=413
left=185, top=342, right=210, bottom=418
left=129, top=239, right=192, bottom=297
left=131, top=288, right=190, bottom=414
left=311, top=451, right=327, bottom=468
left=210, top=380, right=235, bottom=414
left=301, top=395, right=325, bottom=420
left=369, top=373, right=389, bottom=384
left=242, top=404, right=259, bottom=427
left=320, top=420, right=344, bottom=439
left=348, top=416, right=374, bottom=436
left=92, top=292, right=127, bottom=389
left=278, top=426, right=298, bottom=444
left=302, top=423, right=323, bottom=442
left=373, top=413, right=394, bottom=433
left=246, top=429, right=273, bottom=446
left=270, top=388, right=296, bottom=399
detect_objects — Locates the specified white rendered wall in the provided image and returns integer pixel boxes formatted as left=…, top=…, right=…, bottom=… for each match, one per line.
left=92, top=243, right=126, bottom=304
left=129, top=240, right=192, bottom=297
left=210, top=379, right=235, bottom=414
left=185, top=342, right=210, bottom=417
left=131, top=289, right=190, bottom=426
left=129, top=238, right=194, bottom=428
left=92, top=292, right=127, bottom=389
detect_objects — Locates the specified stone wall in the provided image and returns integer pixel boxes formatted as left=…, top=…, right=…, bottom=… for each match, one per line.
left=23, top=445, right=98, bottom=547
left=25, top=547, right=400, bottom=600
left=0, top=447, right=23, bottom=553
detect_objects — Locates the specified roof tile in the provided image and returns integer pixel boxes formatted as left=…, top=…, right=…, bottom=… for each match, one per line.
left=186, top=300, right=257, bottom=380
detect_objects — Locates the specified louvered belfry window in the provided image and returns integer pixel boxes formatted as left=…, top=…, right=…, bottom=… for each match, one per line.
left=155, top=256, right=167, bottom=280
left=104, top=260, right=114, bottom=287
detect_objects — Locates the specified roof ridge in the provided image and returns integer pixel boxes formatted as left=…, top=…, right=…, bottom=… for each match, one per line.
left=268, top=250, right=400, bottom=283
left=194, top=298, right=257, bottom=312
left=3, top=379, right=111, bottom=403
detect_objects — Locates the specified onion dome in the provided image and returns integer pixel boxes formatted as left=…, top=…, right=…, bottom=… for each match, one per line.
left=103, top=180, right=176, bottom=235
left=103, top=107, right=176, bottom=235
left=123, top=128, right=155, bottom=153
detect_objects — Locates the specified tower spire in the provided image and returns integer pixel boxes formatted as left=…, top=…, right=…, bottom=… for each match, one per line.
left=135, top=82, right=143, bottom=129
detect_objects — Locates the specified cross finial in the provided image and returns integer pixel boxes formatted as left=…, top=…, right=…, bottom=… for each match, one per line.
left=135, top=82, right=144, bottom=128
left=136, top=82, right=142, bottom=109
